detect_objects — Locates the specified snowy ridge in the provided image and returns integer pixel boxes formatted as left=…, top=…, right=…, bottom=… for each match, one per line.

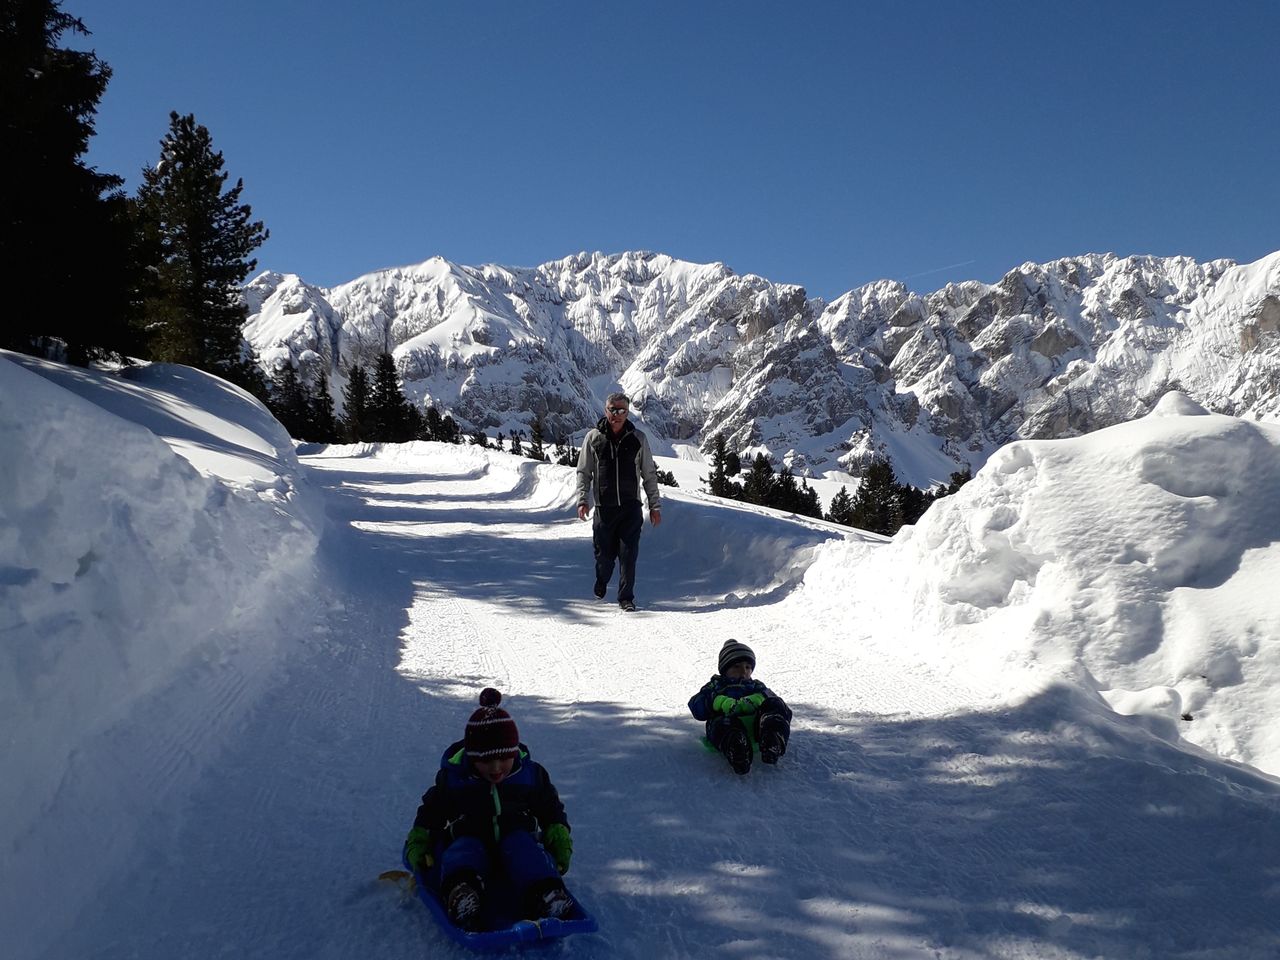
left=244, top=248, right=1280, bottom=487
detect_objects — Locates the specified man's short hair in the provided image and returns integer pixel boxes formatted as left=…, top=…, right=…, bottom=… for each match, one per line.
left=606, top=392, right=630, bottom=407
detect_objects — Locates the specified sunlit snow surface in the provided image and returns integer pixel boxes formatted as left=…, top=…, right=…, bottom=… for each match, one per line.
left=3, top=351, right=1278, bottom=960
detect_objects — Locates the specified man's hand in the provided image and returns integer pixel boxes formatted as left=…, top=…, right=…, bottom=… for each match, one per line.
left=650, top=507, right=662, bottom=527
left=577, top=504, right=589, bottom=521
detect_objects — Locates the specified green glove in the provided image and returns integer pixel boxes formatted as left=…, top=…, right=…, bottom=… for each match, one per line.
left=712, top=695, right=739, bottom=715
left=543, top=823, right=573, bottom=875
left=404, top=826, right=434, bottom=872
left=738, top=693, right=766, bottom=714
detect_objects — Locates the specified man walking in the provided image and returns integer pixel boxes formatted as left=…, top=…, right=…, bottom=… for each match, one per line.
left=575, top=392, right=662, bottom=611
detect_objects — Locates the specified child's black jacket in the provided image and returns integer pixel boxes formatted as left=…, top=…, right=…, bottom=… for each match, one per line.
left=688, top=675, right=791, bottom=721
left=412, top=740, right=568, bottom=844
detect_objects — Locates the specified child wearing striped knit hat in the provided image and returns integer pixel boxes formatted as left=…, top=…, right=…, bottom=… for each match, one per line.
left=688, top=640, right=793, bottom=775
left=403, top=688, right=575, bottom=931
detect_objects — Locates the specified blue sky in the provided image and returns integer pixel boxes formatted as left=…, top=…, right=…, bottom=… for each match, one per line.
left=77, top=0, right=1279, bottom=300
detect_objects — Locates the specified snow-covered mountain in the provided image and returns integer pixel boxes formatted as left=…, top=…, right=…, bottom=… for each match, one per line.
left=244, top=249, right=1280, bottom=486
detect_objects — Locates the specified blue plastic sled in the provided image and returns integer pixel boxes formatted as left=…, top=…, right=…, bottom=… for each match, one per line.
left=403, top=853, right=598, bottom=951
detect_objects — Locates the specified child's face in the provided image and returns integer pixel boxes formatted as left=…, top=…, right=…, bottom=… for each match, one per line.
left=473, top=755, right=515, bottom=784
left=724, top=660, right=753, bottom=680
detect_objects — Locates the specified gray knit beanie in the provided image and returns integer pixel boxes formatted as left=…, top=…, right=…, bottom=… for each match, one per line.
left=718, top=639, right=756, bottom=675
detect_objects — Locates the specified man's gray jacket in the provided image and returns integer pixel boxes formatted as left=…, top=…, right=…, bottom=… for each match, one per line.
left=575, top=418, right=662, bottom=510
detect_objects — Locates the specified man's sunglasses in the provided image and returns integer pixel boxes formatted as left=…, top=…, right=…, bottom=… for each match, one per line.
left=607, top=406, right=628, bottom=414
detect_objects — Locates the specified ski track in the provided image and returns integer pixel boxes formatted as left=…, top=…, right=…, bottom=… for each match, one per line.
left=40, top=446, right=1280, bottom=960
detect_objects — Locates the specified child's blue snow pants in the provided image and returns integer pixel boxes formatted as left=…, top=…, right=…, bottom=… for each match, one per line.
left=437, top=829, right=560, bottom=898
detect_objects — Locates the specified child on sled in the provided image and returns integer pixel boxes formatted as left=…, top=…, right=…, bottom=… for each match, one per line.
left=403, top=688, right=574, bottom=931
left=688, top=639, right=793, bottom=774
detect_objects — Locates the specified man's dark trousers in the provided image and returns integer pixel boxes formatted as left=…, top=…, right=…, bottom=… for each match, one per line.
left=593, top=501, right=644, bottom=603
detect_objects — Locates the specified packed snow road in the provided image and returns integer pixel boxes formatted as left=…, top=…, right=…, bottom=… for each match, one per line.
left=46, top=443, right=1280, bottom=960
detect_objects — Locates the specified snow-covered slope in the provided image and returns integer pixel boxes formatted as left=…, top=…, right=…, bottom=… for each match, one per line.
left=244, top=249, right=1280, bottom=487
left=4, top=355, right=1280, bottom=959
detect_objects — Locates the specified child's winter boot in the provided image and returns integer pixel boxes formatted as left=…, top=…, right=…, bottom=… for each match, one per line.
left=538, top=880, right=574, bottom=920
left=724, top=724, right=752, bottom=775
left=758, top=713, right=787, bottom=765
left=444, top=872, right=485, bottom=931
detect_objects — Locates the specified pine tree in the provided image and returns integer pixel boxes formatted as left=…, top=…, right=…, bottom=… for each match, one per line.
left=423, top=405, right=444, bottom=441
left=341, top=364, right=371, bottom=441
left=798, top=478, right=823, bottom=519
left=555, top=438, right=579, bottom=466
left=134, top=111, right=267, bottom=388
left=1, top=1, right=139, bottom=361
left=945, top=467, right=973, bottom=495
left=742, top=453, right=775, bottom=506
left=529, top=419, right=547, bottom=461
left=825, top=485, right=855, bottom=525
left=368, top=352, right=414, bottom=441
left=770, top=467, right=801, bottom=512
left=307, top=370, right=339, bottom=442
left=440, top=414, right=460, bottom=443
left=725, top=449, right=741, bottom=477
left=509, top=431, right=523, bottom=457
left=704, top=433, right=730, bottom=497
left=849, top=458, right=900, bottom=536
left=269, top=364, right=309, bottom=438
left=898, top=482, right=932, bottom=526
left=470, top=429, right=489, bottom=448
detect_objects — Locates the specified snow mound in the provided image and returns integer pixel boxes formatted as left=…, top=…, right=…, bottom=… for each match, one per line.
left=804, top=391, right=1280, bottom=774
left=0, top=352, right=324, bottom=952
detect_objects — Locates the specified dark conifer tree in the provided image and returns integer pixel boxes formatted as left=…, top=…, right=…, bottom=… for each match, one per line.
left=725, top=449, right=741, bottom=477
left=898, top=482, right=933, bottom=526
left=946, top=468, right=973, bottom=495
left=470, top=429, right=489, bottom=448
left=423, top=405, right=444, bottom=441
left=270, top=364, right=309, bottom=438
left=742, top=453, right=775, bottom=506
left=825, top=485, right=855, bottom=525
left=307, top=369, right=339, bottom=442
left=1, top=1, right=139, bottom=360
left=704, top=433, right=730, bottom=497
left=529, top=419, right=547, bottom=461
left=799, top=478, right=823, bottom=519
left=134, top=111, right=267, bottom=389
left=770, top=467, right=801, bottom=512
left=440, top=414, right=461, bottom=443
left=849, top=457, right=900, bottom=536
left=341, top=364, right=371, bottom=441
left=555, top=438, right=579, bottom=466
left=509, top=431, right=523, bottom=457
left=368, top=352, right=414, bottom=441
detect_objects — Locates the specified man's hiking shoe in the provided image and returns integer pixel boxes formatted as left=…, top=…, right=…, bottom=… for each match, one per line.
left=445, top=879, right=484, bottom=931
left=760, top=727, right=786, bottom=764
left=593, top=580, right=607, bottom=600
left=724, top=726, right=752, bottom=775
left=619, top=599, right=636, bottom=612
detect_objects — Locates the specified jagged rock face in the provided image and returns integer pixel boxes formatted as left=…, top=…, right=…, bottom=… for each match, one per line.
left=243, top=249, right=1280, bottom=487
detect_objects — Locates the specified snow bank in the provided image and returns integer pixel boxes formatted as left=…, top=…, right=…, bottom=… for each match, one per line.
left=804, top=391, right=1280, bottom=774
left=0, top=352, right=323, bottom=954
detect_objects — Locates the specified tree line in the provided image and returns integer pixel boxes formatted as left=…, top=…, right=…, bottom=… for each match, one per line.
left=4, top=4, right=263, bottom=383
left=703, top=433, right=969, bottom=535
